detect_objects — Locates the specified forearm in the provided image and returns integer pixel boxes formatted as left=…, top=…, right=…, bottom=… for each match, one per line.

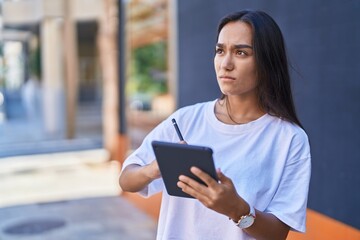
left=226, top=196, right=289, bottom=240
left=243, top=210, right=289, bottom=240
left=119, top=164, right=157, bottom=192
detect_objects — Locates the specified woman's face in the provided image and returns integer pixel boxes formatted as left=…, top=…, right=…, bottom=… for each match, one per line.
left=214, top=21, right=258, bottom=98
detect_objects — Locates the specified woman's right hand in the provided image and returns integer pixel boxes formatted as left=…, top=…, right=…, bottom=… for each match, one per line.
left=119, top=161, right=161, bottom=192
left=144, top=141, right=186, bottom=181
left=120, top=141, right=186, bottom=192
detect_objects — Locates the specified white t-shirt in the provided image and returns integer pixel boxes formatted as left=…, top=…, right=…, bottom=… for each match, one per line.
left=122, top=99, right=311, bottom=240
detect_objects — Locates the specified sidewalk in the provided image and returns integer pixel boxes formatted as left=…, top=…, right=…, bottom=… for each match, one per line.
left=0, top=149, right=157, bottom=240
left=0, top=102, right=103, bottom=158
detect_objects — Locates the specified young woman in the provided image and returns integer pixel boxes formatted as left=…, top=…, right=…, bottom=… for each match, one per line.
left=119, top=10, right=311, bottom=240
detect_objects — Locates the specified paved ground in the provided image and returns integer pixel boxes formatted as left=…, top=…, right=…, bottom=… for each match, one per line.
left=0, top=102, right=103, bottom=157
left=0, top=100, right=158, bottom=239
left=0, top=149, right=157, bottom=240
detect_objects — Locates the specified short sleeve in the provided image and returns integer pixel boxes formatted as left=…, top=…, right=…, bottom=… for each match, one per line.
left=121, top=150, right=165, bottom=197
left=121, top=113, right=179, bottom=197
left=265, top=132, right=311, bottom=232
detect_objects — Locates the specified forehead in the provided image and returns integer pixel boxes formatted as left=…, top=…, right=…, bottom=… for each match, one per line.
left=218, top=21, right=253, bottom=45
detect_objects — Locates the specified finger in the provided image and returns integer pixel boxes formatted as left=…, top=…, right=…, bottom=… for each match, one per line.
left=179, top=140, right=187, bottom=144
left=216, top=168, right=231, bottom=184
left=177, top=178, right=210, bottom=201
left=177, top=180, right=196, bottom=197
left=191, top=167, right=219, bottom=188
left=178, top=174, right=208, bottom=194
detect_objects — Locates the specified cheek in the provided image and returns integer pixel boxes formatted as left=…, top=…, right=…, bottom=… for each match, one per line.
left=241, top=61, right=257, bottom=78
left=250, top=67, right=258, bottom=85
left=214, top=58, right=219, bottom=72
left=214, top=56, right=223, bottom=71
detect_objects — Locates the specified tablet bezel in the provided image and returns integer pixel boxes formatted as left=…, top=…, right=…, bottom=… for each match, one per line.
left=151, top=140, right=218, bottom=198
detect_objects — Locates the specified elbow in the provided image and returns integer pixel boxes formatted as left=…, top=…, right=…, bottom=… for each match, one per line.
left=118, top=173, right=128, bottom=192
left=118, top=172, right=136, bottom=193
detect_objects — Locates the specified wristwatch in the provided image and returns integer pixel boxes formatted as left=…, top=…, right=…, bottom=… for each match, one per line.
left=232, top=204, right=256, bottom=229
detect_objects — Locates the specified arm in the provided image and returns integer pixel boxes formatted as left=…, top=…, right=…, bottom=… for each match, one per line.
left=119, top=141, right=186, bottom=192
left=177, top=167, right=289, bottom=240
left=119, top=160, right=161, bottom=192
left=244, top=209, right=289, bottom=240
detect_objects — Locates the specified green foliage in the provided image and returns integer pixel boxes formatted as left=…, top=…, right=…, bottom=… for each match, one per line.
left=29, top=46, right=41, bottom=79
left=127, top=41, right=168, bottom=97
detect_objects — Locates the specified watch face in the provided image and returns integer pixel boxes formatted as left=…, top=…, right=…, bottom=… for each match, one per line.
left=239, top=215, right=255, bottom=229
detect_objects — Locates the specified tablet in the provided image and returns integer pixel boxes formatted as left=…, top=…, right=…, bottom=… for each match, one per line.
left=151, top=140, right=218, bottom=198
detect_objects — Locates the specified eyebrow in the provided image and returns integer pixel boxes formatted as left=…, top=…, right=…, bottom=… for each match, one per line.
left=216, top=43, right=253, bottom=49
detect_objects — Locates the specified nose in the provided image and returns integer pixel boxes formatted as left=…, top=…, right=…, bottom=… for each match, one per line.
left=221, top=53, right=234, bottom=71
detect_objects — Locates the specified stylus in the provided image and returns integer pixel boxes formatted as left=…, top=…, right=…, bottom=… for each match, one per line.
left=171, top=118, right=184, bottom=141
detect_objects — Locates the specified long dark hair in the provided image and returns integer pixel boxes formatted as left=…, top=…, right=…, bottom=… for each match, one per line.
left=217, top=10, right=303, bottom=128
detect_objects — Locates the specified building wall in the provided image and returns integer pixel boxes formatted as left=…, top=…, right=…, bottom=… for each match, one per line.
left=177, top=0, right=360, bottom=230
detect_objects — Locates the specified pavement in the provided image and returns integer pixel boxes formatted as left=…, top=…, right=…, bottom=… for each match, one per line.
left=0, top=100, right=158, bottom=239
left=0, top=149, right=157, bottom=240
left=0, top=102, right=103, bottom=157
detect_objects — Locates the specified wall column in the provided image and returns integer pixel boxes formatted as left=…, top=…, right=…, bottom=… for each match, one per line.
left=98, top=0, right=128, bottom=161
left=41, top=17, right=65, bottom=135
left=63, top=0, right=79, bottom=139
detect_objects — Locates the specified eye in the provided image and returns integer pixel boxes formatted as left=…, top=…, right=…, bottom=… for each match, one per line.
left=215, top=48, right=224, bottom=54
left=236, top=50, right=247, bottom=56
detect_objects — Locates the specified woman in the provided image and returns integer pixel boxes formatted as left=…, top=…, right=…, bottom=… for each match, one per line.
left=119, top=10, right=311, bottom=240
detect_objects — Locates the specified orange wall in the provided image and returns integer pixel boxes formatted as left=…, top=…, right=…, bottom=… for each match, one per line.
left=122, top=192, right=162, bottom=220
left=288, top=209, right=360, bottom=240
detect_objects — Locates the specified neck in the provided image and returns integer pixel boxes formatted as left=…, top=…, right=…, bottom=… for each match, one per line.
left=216, top=95, right=265, bottom=124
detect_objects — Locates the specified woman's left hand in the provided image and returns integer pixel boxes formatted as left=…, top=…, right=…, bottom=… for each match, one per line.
left=177, top=167, right=249, bottom=220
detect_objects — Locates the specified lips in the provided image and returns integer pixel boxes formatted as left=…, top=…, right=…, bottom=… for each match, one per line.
left=219, top=75, right=236, bottom=81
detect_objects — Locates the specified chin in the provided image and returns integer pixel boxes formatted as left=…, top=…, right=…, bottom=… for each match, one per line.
left=218, top=87, right=234, bottom=96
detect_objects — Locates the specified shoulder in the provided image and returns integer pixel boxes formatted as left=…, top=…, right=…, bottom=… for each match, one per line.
left=274, top=116, right=311, bottom=160
left=282, top=119, right=309, bottom=146
left=266, top=115, right=308, bottom=139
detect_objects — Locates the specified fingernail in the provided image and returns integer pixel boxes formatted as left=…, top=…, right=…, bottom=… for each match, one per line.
left=191, top=167, right=200, bottom=173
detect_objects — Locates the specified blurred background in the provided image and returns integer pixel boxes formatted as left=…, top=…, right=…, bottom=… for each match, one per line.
left=0, top=0, right=359, bottom=239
